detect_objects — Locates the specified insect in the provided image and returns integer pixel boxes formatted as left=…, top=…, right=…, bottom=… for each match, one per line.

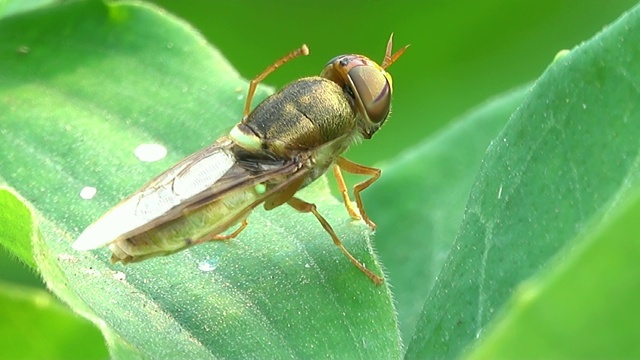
left=73, top=35, right=408, bottom=285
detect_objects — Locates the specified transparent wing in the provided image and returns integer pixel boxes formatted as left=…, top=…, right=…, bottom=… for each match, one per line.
left=73, top=137, right=298, bottom=251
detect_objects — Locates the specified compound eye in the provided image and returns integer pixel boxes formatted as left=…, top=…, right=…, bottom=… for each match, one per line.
left=348, top=66, right=391, bottom=124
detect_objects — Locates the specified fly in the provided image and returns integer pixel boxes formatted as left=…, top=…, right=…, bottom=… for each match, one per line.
left=73, top=35, right=408, bottom=285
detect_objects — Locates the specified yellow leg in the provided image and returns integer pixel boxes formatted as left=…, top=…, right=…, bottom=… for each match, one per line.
left=212, top=220, right=249, bottom=240
left=332, top=164, right=361, bottom=221
left=335, top=157, right=381, bottom=230
left=191, top=220, right=249, bottom=245
left=243, top=45, right=309, bottom=118
left=287, top=197, right=383, bottom=286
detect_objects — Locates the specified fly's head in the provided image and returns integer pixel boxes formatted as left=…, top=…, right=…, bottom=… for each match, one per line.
left=320, top=34, right=408, bottom=139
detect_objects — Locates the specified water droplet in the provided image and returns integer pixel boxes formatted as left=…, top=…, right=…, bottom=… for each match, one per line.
left=79, top=186, right=97, bottom=200
left=166, top=42, right=174, bottom=49
left=134, top=143, right=167, bottom=162
left=198, top=258, right=218, bottom=272
left=237, top=94, right=244, bottom=101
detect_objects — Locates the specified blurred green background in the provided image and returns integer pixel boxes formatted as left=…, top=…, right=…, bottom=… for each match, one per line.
left=3, top=0, right=638, bottom=295
left=149, top=0, right=638, bottom=162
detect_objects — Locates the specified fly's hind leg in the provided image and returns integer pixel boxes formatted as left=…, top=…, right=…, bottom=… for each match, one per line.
left=287, top=197, right=383, bottom=286
left=335, top=157, right=381, bottom=230
left=190, top=220, right=249, bottom=245
left=212, top=220, right=249, bottom=241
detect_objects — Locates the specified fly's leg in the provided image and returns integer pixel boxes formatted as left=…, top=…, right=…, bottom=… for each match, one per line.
left=261, top=171, right=383, bottom=285
left=287, top=197, right=383, bottom=286
left=264, top=175, right=305, bottom=211
left=335, top=157, right=381, bottom=230
left=333, top=165, right=361, bottom=221
left=243, top=45, right=310, bottom=118
left=212, top=220, right=249, bottom=240
left=190, top=220, right=249, bottom=245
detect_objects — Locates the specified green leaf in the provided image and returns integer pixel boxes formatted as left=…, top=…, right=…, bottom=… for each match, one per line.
left=0, top=1, right=399, bottom=358
left=467, top=182, right=640, bottom=359
left=0, top=281, right=108, bottom=360
left=0, top=188, right=36, bottom=268
left=366, top=86, right=529, bottom=342
left=0, top=187, right=44, bottom=288
left=407, top=4, right=640, bottom=359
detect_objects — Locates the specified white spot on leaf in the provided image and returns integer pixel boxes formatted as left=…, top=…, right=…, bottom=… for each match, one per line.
left=111, top=271, right=126, bottom=282
left=134, top=143, right=167, bottom=163
left=80, top=186, right=97, bottom=200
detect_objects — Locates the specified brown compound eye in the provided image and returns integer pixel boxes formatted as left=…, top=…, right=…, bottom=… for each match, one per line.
left=348, top=65, right=391, bottom=124
left=321, top=54, right=393, bottom=125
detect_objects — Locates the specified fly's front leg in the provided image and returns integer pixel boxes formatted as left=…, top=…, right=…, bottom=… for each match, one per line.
left=335, top=157, right=381, bottom=230
left=243, top=45, right=310, bottom=118
left=287, top=197, right=383, bottom=286
left=332, top=165, right=361, bottom=221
